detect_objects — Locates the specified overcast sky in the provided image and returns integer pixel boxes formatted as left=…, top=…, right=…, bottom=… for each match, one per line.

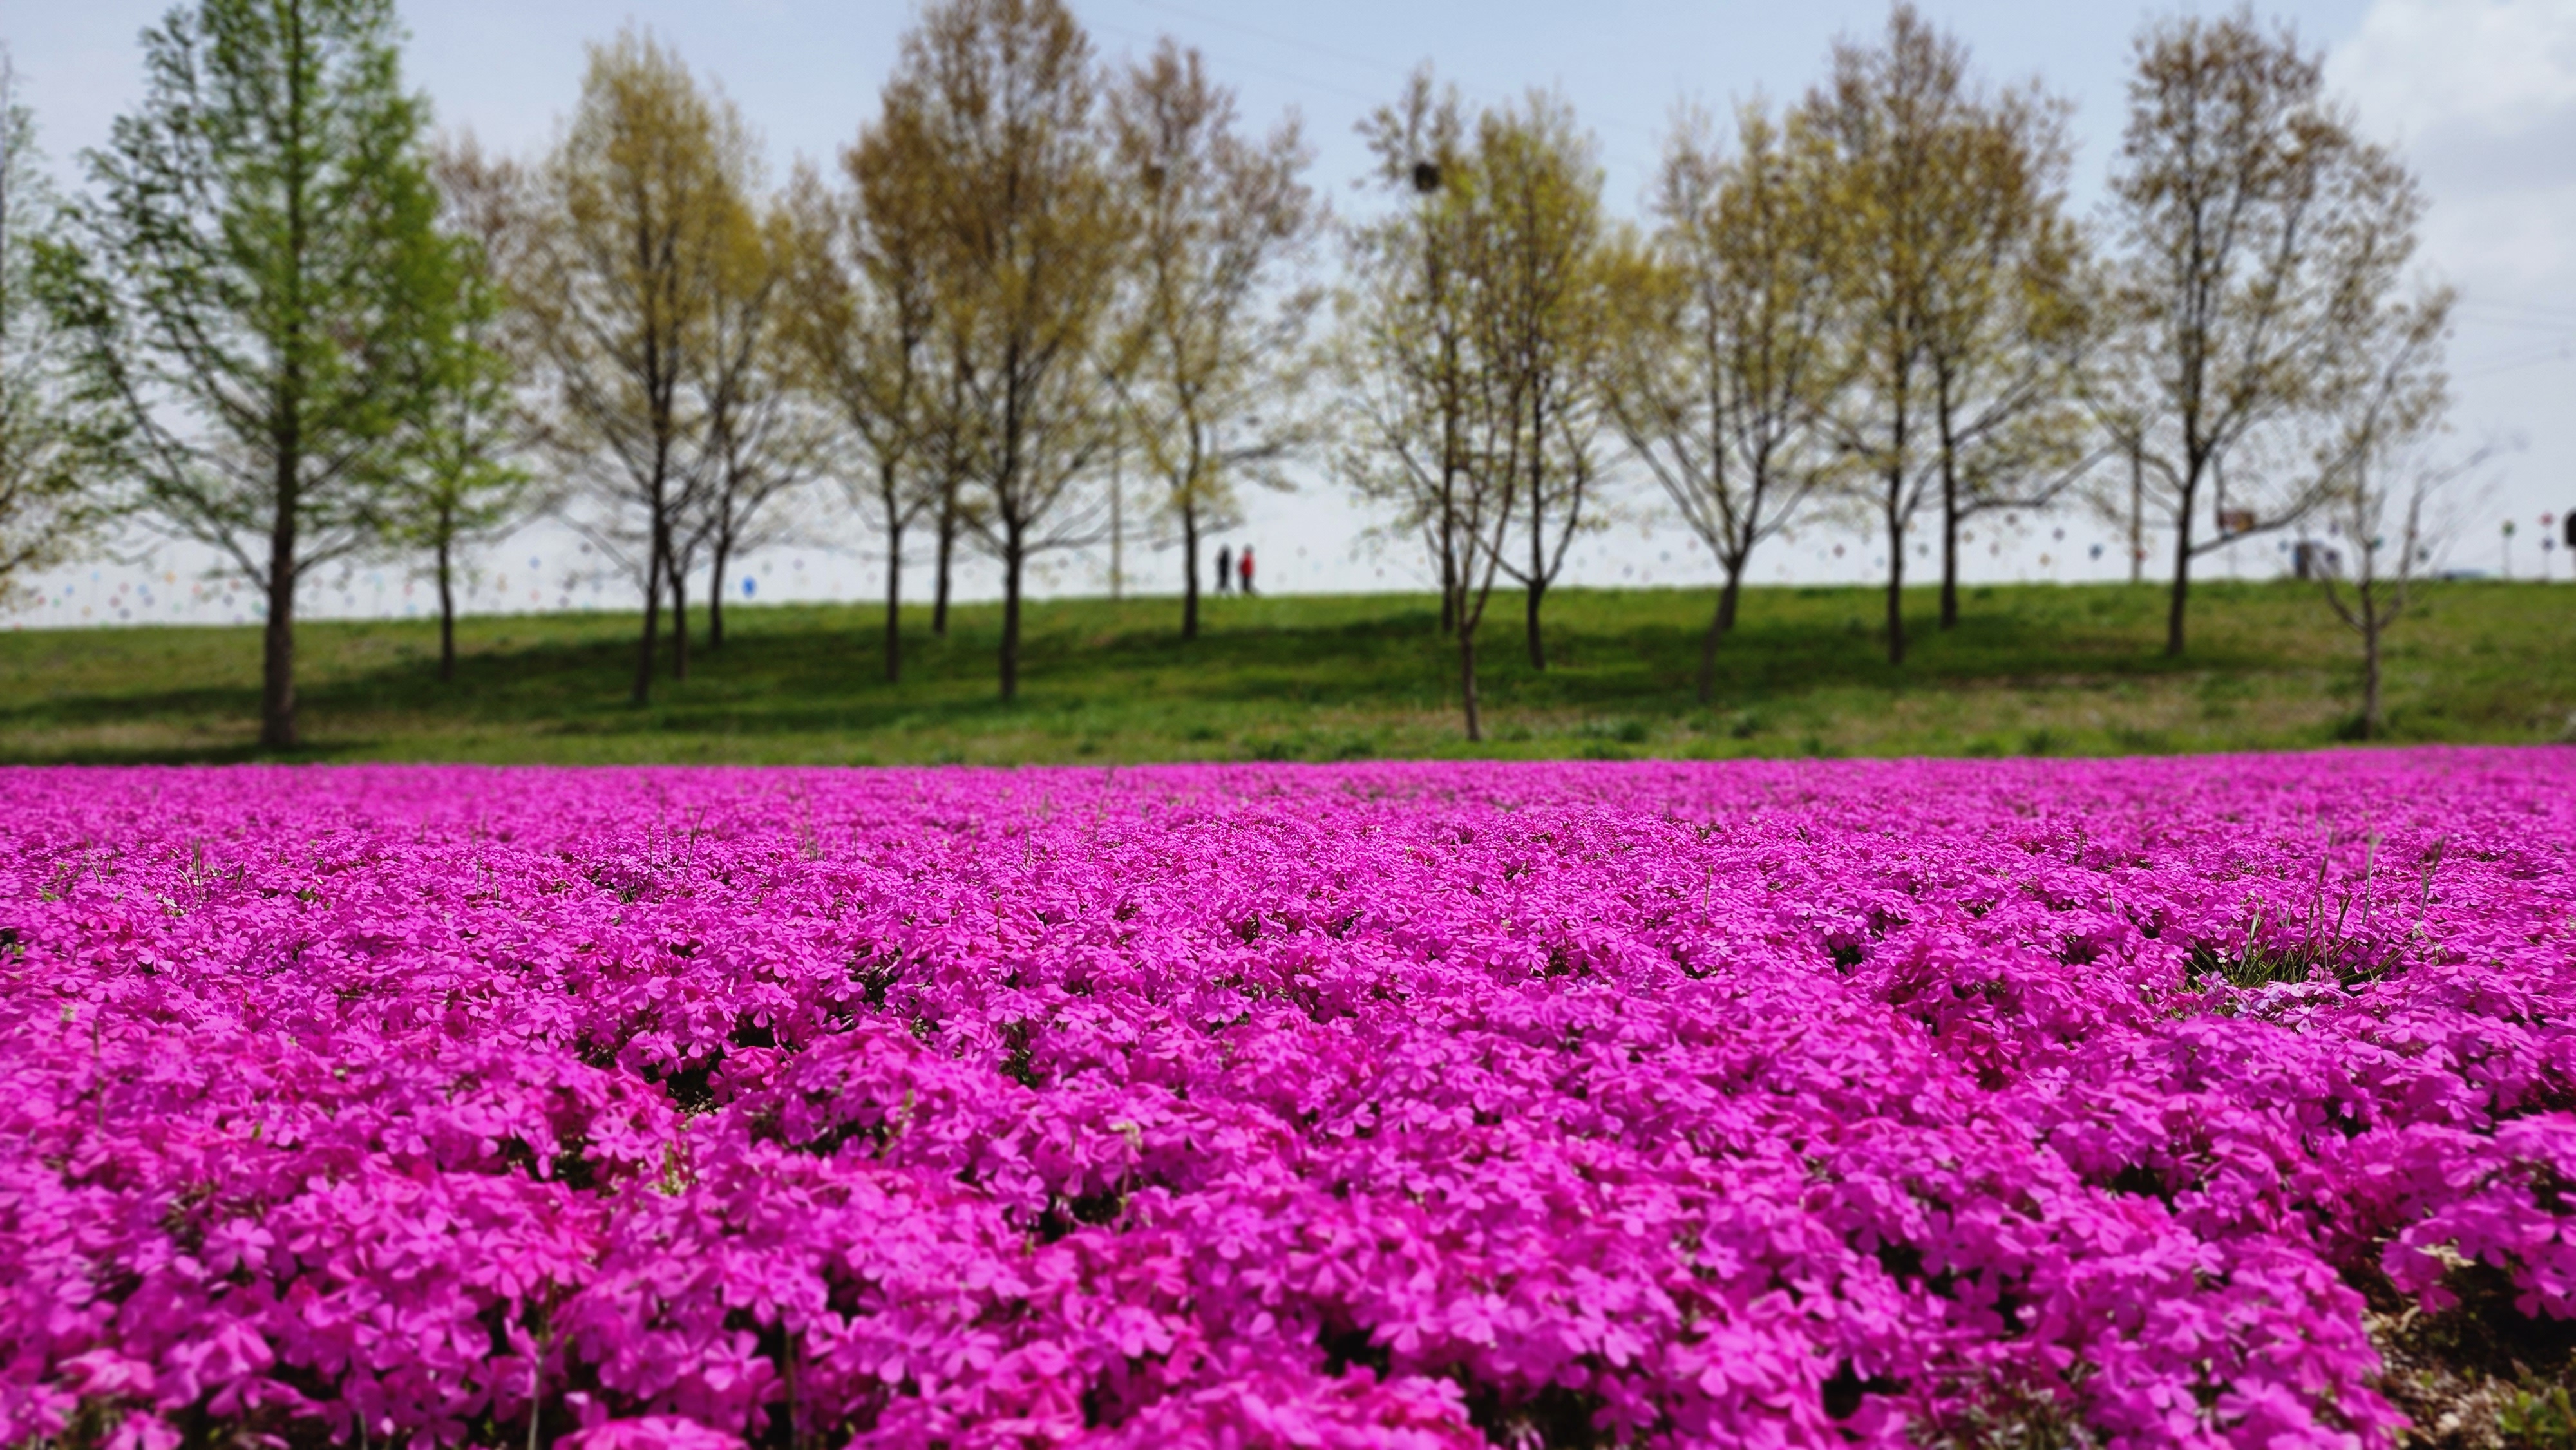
left=7, top=0, right=2572, bottom=624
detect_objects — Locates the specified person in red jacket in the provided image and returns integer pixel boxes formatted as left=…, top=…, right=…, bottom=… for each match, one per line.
left=1238, top=545, right=1255, bottom=596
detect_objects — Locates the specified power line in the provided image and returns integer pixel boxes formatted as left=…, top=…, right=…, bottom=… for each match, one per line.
left=1087, top=15, right=1388, bottom=111
left=1130, top=0, right=1407, bottom=83
left=2456, top=295, right=2576, bottom=323
left=2450, top=312, right=2576, bottom=335
left=2456, top=343, right=2574, bottom=381
left=1099, top=0, right=1664, bottom=178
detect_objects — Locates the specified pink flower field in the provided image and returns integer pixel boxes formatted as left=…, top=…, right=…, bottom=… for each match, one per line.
left=3, top=753, right=2573, bottom=1450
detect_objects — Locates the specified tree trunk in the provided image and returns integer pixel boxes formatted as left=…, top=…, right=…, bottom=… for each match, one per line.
left=1938, top=457, right=1960, bottom=631
left=1181, top=504, right=1200, bottom=641
left=708, top=537, right=729, bottom=652
left=933, top=489, right=957, bottom=637
left=2128, top=446, right=2145, bottom=587
left=883, top=519, right=903, bottom=684
left=632, top=518, right=664, bottom=706
left=668, top=553, right=690, bottom=682
left=436, top=532, right=456, bottom=683
left=1698, top=565, right=1743, bottom=706
left=1525, top=577, right=1546, bottom=670
left=1882, top=383, right=1911, bottom=666
left=2361, top=603, right=2383, bottom=740
left=1525, top=411, right=1546, bottom=670
left=1884, top=495, right=1908, bottom=667
left=260, top=478, right=299, bottom=749
left=2164, top=489, right=2196, bottom=657
left=1458, top=623, right=1481, bottom=742
left=999, top=528, right=1023, bottom=702
left=1439, top=537, right=1456, bottom=634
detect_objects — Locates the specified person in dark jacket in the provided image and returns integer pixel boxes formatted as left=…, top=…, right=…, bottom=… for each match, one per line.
left=1214, top=545, right=1231, bottom=595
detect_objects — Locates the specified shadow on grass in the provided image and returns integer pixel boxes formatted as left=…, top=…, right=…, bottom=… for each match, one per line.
left=0, top=740, right=286, bottom=767
left=1, top=581, right=2555, bottom=762
left=0, top=601, right=2277, bottom=752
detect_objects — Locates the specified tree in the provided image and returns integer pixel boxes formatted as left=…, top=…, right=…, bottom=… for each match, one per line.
left=782, top=110, right=952, bottom=684
left=1435, top=335, right=1518, bottom=744
left=1108, top=39, right=1318, bottom=641
left=853, top=83, right=980, bottom=649
left=687, top=198, right=820, bottom=653
left=399, top=133, right=536, bottom=683
left=518, top=28, right=750, bottom=702
left=2081, top=346, right=2157, bottom=587
left=0, top=50, right=106, bottom=607
left=1470, top=93, right=1613, bottom=672
left=1802, top=5, right=1976, bottom=666
left=1915, top=76, right=2094, bottom=630
left=1602, top=103, right=1844, bottom=703
left=2105, top=8, right=2423, bottom=656
left=896, top=0, right=1131, bottom=702
left=2312, top=287, right=2458, bottom=739
left=1340, top=68, right=1473, bottom=637
left=1337, top=71, right=1519, bottom=739
left=50, top=0, right=455, bottom=748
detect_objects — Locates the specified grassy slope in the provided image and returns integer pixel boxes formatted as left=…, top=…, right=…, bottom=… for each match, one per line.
left=3, top=579, right=2570, bottom=764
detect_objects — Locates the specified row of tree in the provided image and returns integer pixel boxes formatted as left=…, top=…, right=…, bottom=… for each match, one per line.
left=0, top=0, right=1323, bottom=747
left=3, top=2, right=515, bottom=747
left=0, top=0, right=2464, bottom=746
left=1340, top=9, right=2456, bottom=739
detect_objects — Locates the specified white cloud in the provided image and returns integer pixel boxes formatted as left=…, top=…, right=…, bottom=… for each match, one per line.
left=2327, top=0, right=2576, bottom=543
left=2328, top=0, right=2576, bottom=332
left=2330, top=0, right=2576, bottom=149
left=2329, top=0, right=2576, bottom=272
left=2331, top=0, right=2576, bottom=291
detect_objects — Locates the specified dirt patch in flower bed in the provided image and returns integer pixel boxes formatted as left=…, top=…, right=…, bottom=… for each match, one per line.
left=2, top=751, right=2570, bottom=1448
